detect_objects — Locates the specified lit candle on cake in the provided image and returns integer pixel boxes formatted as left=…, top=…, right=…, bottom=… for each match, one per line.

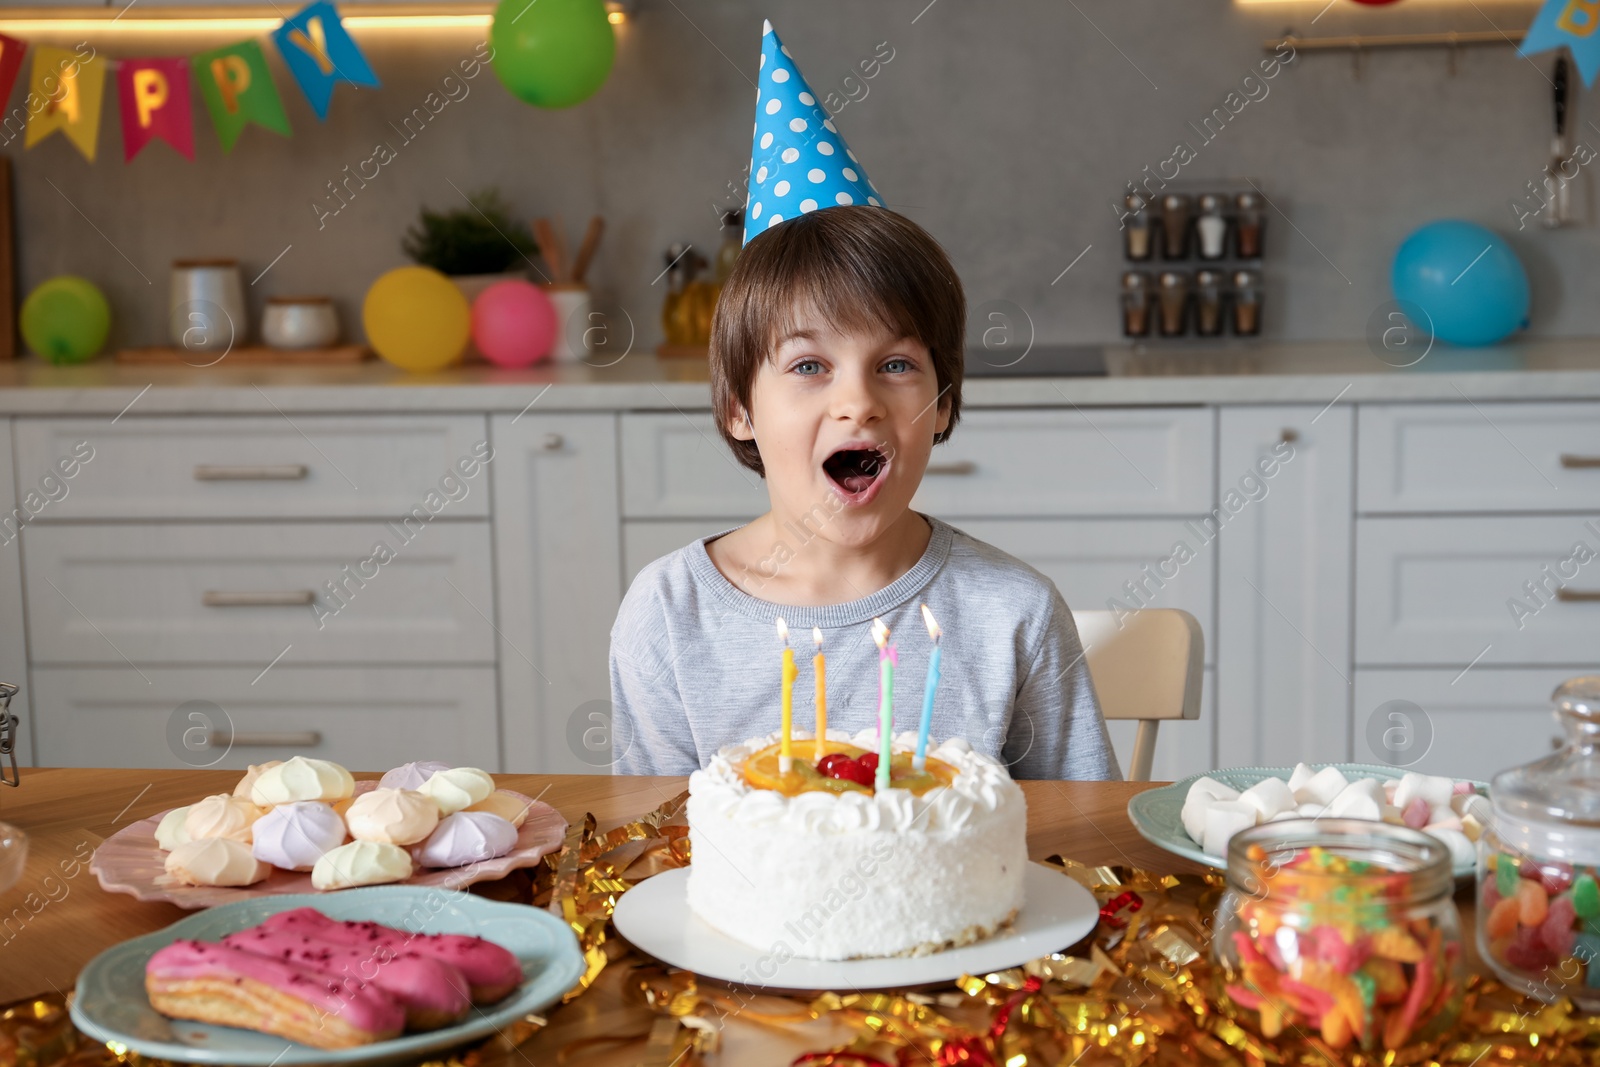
left=872, top=617, right=895, bottom=792
left=777, top=617, right=797, bottom=773
left=813, top=626, right=827, bottom=763
left=915, top=604, right=941, bottom=770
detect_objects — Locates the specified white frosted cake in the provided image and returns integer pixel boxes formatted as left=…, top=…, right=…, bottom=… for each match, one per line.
left=685, top=728, right=1028, bottom=961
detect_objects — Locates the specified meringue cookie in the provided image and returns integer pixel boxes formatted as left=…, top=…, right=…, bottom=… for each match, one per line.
left=184, top=793, right=265, bottom=844
left=467, top=790, right=532, bottom=828
left=312, top=840, right=413, bottom=890
left=415, top=812, right=518, bottom=868
left=232, top=761, right=284, bottom=799
left=154, top=806, right=192, bottom=852
left=345, top=788, right=439, bottom=846
left=252, top=801, right=347, bottom=871
left=250, top=756, right=355, bottom=807
left=166, top=837, right=271, bottom=887
left=418, top=767, right=495, bottom=815
left=379, top=760, right=452, bottom=792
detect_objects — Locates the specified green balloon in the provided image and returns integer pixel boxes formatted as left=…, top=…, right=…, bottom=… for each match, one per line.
left=490, top=0, right=616, bottom=108
left=20, top=276, right=111, bottom=364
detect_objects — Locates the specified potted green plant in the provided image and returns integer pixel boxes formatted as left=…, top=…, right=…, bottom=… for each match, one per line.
left=402, top=189, right=537, bottom=304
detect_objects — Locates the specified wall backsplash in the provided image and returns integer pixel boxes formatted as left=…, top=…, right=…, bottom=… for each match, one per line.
left=4, top=0, right=1590, bottom=355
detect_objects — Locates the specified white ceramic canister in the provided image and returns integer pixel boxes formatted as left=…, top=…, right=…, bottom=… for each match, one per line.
left=262, top=296, right=340, bottom=349
left=542, top=283, right=591, bottom=364
left=170, top=259, right=246, bottom=353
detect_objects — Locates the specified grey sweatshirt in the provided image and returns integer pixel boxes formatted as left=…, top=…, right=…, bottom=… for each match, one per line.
left=608, top=514, right=1121, bottom=781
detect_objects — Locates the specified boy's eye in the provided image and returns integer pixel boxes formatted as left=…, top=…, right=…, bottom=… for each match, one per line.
left=793, top=359, right=823, bottom=376
left=883, top=358, right=910, bottom=373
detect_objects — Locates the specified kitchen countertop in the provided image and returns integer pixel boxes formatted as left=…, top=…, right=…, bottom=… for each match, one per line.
left=1, top=338, right=1599, bottom=415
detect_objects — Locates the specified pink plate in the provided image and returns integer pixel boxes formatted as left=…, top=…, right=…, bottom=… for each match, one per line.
left=91, top=786, right=567, bottom=909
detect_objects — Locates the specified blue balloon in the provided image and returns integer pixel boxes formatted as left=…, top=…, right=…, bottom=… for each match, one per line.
left=1391, top=220, right=1529, bottom=347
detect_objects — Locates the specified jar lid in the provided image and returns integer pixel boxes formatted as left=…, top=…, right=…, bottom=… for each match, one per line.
left=1121, top=271, right=1151, bottom=290
left=1195, top=269, right=1225, bottom=286
left=1198, top=193, right=1226, bottom=213
left=1158, top=271, right=1190, bottom=288
left=1491, top=675, right=1600, bottom=861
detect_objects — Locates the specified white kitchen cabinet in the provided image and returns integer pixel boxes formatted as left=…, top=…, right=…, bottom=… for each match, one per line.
left=30, top=666, right=498, bottom=771
left=1215, top=406, right=1354, bottom=768
left=624, top=520, right=750, bottom=584
left=0, top=419, right=31, bottom=767
left=492, top=414, right=622, bottom=774
left=22, top=522, right=496, bottom=666
left=1355, top=515, right=1600, bottom=667
left=13, top=415, right=490, bottom=521
left=1358, top=402, right=1600, bottom=514
left=1351, top=668, right=1576, bottom=780
left=620, top=414, right=769, bottom=519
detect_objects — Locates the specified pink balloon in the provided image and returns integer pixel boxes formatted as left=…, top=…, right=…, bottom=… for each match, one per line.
left=471, top=280, right=558, bottom=367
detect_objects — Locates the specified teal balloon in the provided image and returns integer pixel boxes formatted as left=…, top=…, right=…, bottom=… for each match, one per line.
left=1391, top=220, right=1529, bottom=347
left=490, top=0, right=615, bottom=108
left=20, top=276, right=111, bottom=364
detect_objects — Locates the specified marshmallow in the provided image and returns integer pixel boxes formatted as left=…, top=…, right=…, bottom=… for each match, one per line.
left=1296, top=802, right=1326, bottom=819
left=1238, top=778, right=1297, bottom=822
left=1286, top=763, right=1316, bottom=795
left=1293, top=767, right=1349, bottom=807
left=1325, top=785, right=1382, bottom=822
left=1203, top=800, right=1258, bottom=857
left=1181, top=776, right=1241, bottom=842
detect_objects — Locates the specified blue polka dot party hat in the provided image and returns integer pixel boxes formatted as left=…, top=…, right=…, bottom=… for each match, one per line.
left=744, top=19, right=884, bottom=245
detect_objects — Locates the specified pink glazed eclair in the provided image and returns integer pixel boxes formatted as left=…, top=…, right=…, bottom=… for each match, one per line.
left=145, top=939, right=404, bottom=1049
left=258, top=907, right=523, bottom=1003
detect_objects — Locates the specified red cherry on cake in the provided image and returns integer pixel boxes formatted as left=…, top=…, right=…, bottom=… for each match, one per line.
left=835, top=761, right=874, bottom=787
left=815, top=754, right=854, bottom=778
left=857, top=753, right=879, bottom=774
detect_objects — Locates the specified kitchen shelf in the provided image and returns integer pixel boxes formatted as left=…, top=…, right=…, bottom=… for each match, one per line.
left=1263, top=29, right=1526, bottom=52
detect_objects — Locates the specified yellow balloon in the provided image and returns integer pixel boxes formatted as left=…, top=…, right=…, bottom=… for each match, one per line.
left=363, top=266, right=471, bottom=372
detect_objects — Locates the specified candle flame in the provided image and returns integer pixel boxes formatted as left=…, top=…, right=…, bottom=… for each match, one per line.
left=921, top=603, right=941, bottom=642
left=813, top=626, right=823, bottom=648
left=871, top=617, right=889, bottom=648
left=776, top=616, right=790, bottom=645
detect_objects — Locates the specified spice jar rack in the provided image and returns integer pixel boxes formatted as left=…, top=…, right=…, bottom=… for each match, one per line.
left=1118, top=179, right=1266, bottom=341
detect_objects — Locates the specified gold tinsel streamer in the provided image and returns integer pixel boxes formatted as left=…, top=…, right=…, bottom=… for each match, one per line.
left=10, top=798, right=1600, bottom=1067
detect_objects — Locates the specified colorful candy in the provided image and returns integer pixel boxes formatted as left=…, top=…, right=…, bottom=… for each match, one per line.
left=1481, top=852, right=1600, bottom=996
left=1220, top=843, right=1460, bottom=1052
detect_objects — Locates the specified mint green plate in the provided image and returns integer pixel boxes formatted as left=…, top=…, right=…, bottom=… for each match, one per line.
left=1126, top=763, right=1489, bottom=880
left=71, top=887, right=584, bottom=1066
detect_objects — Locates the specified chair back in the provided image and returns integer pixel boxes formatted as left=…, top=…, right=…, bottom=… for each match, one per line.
left=1071, top=608, right=1204, bottom=781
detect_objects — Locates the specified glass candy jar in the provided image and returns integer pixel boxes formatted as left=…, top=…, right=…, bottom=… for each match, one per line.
left=1478, top=675, right=1600, bottom=1010
left=1214, top=820, right=1463, bottom=1053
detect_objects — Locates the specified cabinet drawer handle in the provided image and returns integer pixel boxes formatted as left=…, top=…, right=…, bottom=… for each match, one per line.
left=1559, top=454, right=1600, bottom=469
left=542, top=433, right=564, bottom=451
left=203, top=590, right=316, bottom=607
left=211, top=730, right=322, bottom=748
left=1555, top=588, right=1600, bottom=602
left=925, top=461, right=977, bottom=476
left=194, top=464, right=309, bottom=481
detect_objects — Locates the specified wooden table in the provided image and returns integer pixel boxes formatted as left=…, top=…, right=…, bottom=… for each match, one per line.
left=0, top=769, right=1482, bottom=1064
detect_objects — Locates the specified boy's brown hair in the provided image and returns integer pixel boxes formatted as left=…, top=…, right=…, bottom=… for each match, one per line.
left=710, top=205, right=965, bottom=477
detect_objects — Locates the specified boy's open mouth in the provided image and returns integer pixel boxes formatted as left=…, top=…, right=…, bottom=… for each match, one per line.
left=823, top=444, right=889, bottom=496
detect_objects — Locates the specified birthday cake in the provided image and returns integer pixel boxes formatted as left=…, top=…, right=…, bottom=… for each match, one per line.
left=686, top=728, right=1028, bottom=961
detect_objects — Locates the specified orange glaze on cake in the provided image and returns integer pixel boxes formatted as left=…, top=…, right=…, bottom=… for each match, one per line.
left=738, top=741, right=958, bottom=796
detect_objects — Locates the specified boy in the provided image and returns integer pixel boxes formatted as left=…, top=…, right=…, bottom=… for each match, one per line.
left=609, top=207, right=1118, bottom=781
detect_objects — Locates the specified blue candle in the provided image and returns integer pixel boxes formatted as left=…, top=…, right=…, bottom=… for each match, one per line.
left=915, top=604, right=941, bottom=770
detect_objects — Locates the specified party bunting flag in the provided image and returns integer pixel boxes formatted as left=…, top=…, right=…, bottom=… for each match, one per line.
left=24, top=45, right=107, bottom=161
left=192, top=40, right=291, bottom=153
left=271, top=1, right=379, bottom=120
left=0, top=34, right=27, bottom=117
left=1520, top=0, right=1600, bottom=86
left=117, top=58, right=195, bottom=162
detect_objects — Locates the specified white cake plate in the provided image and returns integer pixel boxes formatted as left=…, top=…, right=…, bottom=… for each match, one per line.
left=612, top=862, right=1099, bottom=991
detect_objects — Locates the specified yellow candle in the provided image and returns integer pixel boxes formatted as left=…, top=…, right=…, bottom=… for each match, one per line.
left=777, top=617, right=797, bottom=772
left=813, top=626, right=827, bottom=762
